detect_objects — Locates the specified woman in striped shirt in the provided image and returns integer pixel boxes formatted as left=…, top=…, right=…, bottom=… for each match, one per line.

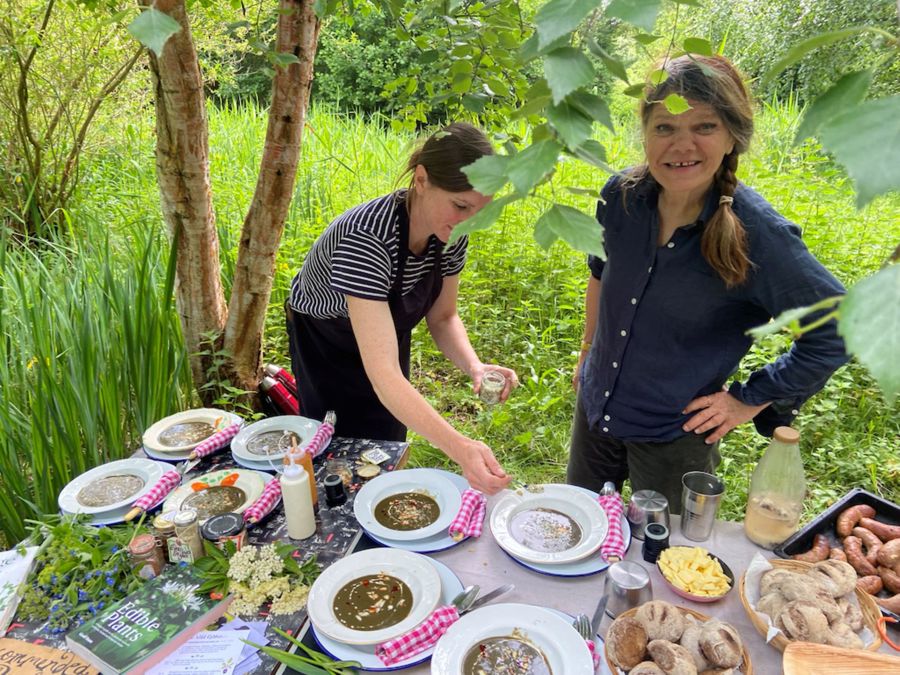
left=287, top=123, right=518, bottom=494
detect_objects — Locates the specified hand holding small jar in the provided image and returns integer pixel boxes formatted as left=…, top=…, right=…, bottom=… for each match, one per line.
left=473, top=363, right=518, bottom=405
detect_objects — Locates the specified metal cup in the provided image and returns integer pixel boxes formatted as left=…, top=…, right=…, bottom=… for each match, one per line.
left=681, top=471, right=725, bottom=541
left=626, top=490, right=670, bottom=541
left=604, top=561, right=653, bottom=618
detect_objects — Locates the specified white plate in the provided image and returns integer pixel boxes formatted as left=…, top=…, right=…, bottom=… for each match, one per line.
left=363, top=471, right=471, bottom=553
left=354, top=469, right=462, bottom=542
left=312, top=557, right=463, bottom=671
left=58, top=458, right=167, bottom=515
left=490, top=484, right=608, bottom=565
left=143, top=408, right=240, bottom=454
left=161, top=468, right=267, bottom=520
left=307, top=548, right=442, bottom=646
left=231, top=452, right=282, bottom=473
left=430, top=603, right=594, bottom=675
left=231, top=415, right=323, bottom=463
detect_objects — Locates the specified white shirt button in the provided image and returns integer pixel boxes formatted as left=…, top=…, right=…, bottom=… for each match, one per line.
left=631, top=298, right=637, bottom=305
left=620, top=330, right=627, bottom=337
left=602, top=427, right=609, bottom=433
left=648, top=266, right=653, bottom=273
left=604, top=414, right=610, bottom=421
left=667, top=241, right=675, bottom=248
left=604, top=390, right=610, bottom=397
left=791, top=409, right=799, bottom=415
left=612, top=361, right=618, bottom=368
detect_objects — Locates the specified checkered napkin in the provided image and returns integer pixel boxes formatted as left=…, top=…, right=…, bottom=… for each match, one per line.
left=375, top=605, right=460, bottom=666
left=132, top=470, right=182, bottom=511
left=448, top=488, right=486, bottom=541
left=300, top=420, right=334, bottom=459
left=243, top=477, right=282, bottom=524
left=598, top=491, right=626, bottom=561
left=189, top=422, right=241, bottom=459
left=585, top=639, right=601, bottom=670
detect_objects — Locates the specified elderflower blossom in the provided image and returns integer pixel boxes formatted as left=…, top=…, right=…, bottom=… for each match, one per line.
left=225, top=545, right=309, bottom=616
left=270, top=583, right=310, bottom=616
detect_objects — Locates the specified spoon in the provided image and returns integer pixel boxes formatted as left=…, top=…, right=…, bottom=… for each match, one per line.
left=451, top=585, right=479, bottom=613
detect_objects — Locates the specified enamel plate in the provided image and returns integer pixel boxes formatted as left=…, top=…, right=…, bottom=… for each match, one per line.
left=430, top=603, right=594, bottom=675
left=490, top=484, right=608, bottom=565
left=354, top=468, right=462, bottom=542
left=161, top=468, right=267, bottom=521
left=307, top=548, right=442, bottom=646
left=58, top=458, right=167, bottom=515
left=142, top=408, right=241, bottom=454
left=231, top=415, right=323, bottom=464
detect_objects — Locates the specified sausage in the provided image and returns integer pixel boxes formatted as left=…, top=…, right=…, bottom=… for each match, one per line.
left=877, top=538, right=900, bottom=568
left=853, top=526, right=883, bottom=565
left=878, top=565, right=900, bottom=594
left=856, top=575, right=883, bottom=595
left=836, top=505, right=876, bottom=537
left=875, top=593, right=900, bottom=614
left=859, top=517, right=900, bottom=542
left=829, top=547, right=847, bottom=562
left=791, top=533, right=830, bottom=562
left=844, top=535, right=878, bottom=576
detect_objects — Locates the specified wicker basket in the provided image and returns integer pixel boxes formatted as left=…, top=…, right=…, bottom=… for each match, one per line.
left=604, top=605, right=754, bottom=674
left=737, top=557, right=883, bottom=653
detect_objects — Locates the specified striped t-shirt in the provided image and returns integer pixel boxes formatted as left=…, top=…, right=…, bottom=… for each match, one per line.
left=289, top=191, right=468, bottom=319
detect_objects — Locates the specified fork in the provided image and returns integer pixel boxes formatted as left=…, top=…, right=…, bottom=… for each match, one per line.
left=573, top=613, right=593, bottom=641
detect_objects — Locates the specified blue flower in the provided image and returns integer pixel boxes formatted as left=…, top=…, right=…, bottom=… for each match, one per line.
left=78, top=590, right=88, bottom=602
left=97, top=601, right=105, bottom=609
left=50, top=603, right=59, bottom=613
left=106, top=575, right=115, bottom=586
left=50, top=574, right=58, bottom=584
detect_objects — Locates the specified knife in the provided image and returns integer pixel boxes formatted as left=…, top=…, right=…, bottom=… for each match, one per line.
left=590, top=589, right=610, bottom=637
left=464, top=583, right=515, bottom=614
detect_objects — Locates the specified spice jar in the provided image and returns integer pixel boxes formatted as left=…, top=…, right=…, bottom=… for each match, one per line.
left=152, top=510, right=178, bottom=563
left=170, top=509, right=204, bottom=563
left=129, top=533, right=164, bottom=579
left=479, top=370, right=506, bottom=405
left=200, top=512, right=246, bottom=551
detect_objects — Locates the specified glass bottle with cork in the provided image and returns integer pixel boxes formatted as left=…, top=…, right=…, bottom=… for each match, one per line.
left=744, top=426, right=807, bottom=549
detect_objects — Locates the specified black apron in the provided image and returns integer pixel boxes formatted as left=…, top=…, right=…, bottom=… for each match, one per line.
left=286, top=207, right=444, bottom=441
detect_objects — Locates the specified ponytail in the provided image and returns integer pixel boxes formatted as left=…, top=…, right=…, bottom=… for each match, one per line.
left=701, top=152, right=750, bottom=287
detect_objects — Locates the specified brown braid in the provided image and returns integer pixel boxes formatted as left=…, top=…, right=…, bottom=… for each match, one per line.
left=702, top=152, right=751, bottom=287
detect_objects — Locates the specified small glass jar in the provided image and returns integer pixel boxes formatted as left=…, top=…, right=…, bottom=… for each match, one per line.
left=152, top=510, right=178, bottom=563
left=324, top=458, right=353, bottom=487
left=170, top=509, right=204, bottom=563
left=479, top=370, right=506, bottom=405
left=323, top=473, right=347, bottom=507
left=129, top=533, right=164, bottom=579
left=200, top=512, right=246, bottom=551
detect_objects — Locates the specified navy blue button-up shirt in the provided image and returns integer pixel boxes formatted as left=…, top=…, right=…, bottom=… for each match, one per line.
left=580, top=174, right=848, bottom=441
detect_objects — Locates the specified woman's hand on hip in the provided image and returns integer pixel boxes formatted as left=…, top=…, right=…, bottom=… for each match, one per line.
left=682, top=391, right=770, bottom=444
left=454, top=437, right=511, bottom=495
left=472, top=363, right=519, bottom=403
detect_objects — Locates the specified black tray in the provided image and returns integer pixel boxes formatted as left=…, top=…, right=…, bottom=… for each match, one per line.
left=774, top=487, right=900, bottom=623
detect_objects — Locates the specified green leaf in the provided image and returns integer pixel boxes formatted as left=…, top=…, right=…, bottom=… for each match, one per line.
left=450, top=194, right=520, bottom=242
left=570, top=139, right=612, bottom=171
left=663, top=93, right=691, bottom=115
left=623, top=82, right=646, bottom=98
left=547, top=102, right=593, bottom=148
left=634, top=32, right=661, bottom=46
left=746, top=305, right=827, bottom=339
left=565, top=186, right=603, bottom=199
left=507, top=139, right=562, bottom=194
left=795, top=70, right=873, bottom=143
left=271, top=52, right=300, bottom=67
left=519, top=31, right=570, bottom=63
left=839, top=264, right=900, bottom=403
left=536, top=204, right=604, bottom=257
left=761, top=27, right=877, bottom=88
left=535, top=0, right=603, bottom=49
left=568, top=91, right=614, bottom=130
left=533, top=216, right=558, bottom=250
left=606, top=0, right=662, bottom=34
left=683, top=37, right=712, bottom=55
left=127, top=7, right=181, bottom=57
left=461, top=93, right=489, bottom=114
left=587, top=40, right=630, bottom=83
left=649, top=69, right=668, bottom=86
left=463, top=155, right=510, bottom=195
left=819, top=96, right=900, bottom=207
left=543, top=48, right=595, bottom=104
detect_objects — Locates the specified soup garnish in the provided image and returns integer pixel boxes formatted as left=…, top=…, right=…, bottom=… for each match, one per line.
left=374, top=492, right=440, bottom=531
left=463, top=634, right=552, bottom=675
left=77, top=474, right=145, bottom=507
left=332, top=573, right=413, bottom=631
left=158, top=421, right=215, bottom=447
left=509, top=507, right=582, bottom=553
left=181, top=485, right=245, bottom=519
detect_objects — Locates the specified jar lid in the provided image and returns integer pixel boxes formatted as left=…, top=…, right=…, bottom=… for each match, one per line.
left=201, top=512, right=244, bottom=540
left=129, top=533, right=157, bottom=555
left=644, top=522, right=670, bottom=540
left=152, top=510, right=178, bottom=532
left=173, top=508, right=199, bottom=526
left=773, top=426, right=800, bottom=444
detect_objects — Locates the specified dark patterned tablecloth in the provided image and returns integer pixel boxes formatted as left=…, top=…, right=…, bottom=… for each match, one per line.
left=6, top=436, right=409, bottom=675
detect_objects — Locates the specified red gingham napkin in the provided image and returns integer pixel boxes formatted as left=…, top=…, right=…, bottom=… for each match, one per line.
left=189, top=422, right=241, bottom=458
left=132, top=470, right=181, bottom=511
left=243, top=478, right=282, bottom=524
left=301, top=421, right=334, bottom=459
left=375, top=605, right=459, bottom=666
left=599, top=491, right=626, bottom=561
left=586, top=639, right=601, bottom=670
left=448, top=488, right=486, bottom=541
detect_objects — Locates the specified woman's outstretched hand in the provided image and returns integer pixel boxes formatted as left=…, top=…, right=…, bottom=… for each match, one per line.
left=454, top=437, right=511, bottom=495
left=682, top=391, right=770, bottom=444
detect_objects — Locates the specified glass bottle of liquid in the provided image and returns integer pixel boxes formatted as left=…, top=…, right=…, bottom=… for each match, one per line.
left=744, top=426, right=806, bottom=549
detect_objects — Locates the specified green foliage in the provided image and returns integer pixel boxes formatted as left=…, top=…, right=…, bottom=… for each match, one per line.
left=127, top=7, right=180, bottom=57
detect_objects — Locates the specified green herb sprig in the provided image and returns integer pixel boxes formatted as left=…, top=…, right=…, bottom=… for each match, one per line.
left=245, top=626, right=360, bottom=674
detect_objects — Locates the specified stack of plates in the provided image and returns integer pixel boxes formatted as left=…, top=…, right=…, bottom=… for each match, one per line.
left=307, top=548, right=462, bottom=671
left=58, top=458, right=169, bottom=525
left=353, top=469, right=468, bottom=553
left=490, top=484, right=631, bottom=577
left=142, top=408, right=243, bottom=461
left=230, top=415, right=325, bottom=472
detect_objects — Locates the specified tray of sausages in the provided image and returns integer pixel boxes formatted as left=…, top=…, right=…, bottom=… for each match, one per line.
left=774, top=487, right=900, bottom=622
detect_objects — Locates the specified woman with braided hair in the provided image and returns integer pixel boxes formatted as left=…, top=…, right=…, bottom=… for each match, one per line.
left=568, top=55, right=848, bottom=512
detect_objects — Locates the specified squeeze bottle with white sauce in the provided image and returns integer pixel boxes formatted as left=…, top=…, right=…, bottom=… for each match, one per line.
left=281, top=455, right=316, bottom=539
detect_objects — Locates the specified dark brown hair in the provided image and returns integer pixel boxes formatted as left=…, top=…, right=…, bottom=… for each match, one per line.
left=404, top=122, right=494, bottom=193
left=636, top=54, right=755, bottom=287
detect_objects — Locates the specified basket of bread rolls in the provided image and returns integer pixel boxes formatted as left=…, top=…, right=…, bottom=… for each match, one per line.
left=605, top=599, right=752, bottom=674
left=738, top=557, right=882, bottom=653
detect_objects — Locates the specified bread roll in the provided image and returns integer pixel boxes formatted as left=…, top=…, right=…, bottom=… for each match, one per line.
left=630, top=662, right=665, bottom=675
left=646, top=639, right=698, bottom=675
left=679, top=615, right=711, bottom=671
left=777, top=575, right=841, bottom=622
left=825, top=621, right=864, bottom=650
left=776, top=599, right=830, bottom=643
left=807, top=559, right=858, bottom=597
left=698, top=620, right=743, bottom=668
left=759, top=568, right=794, bottom=596
left=756, top=591, right=787, bottom=620
left=836, top=596, right=864, bottom=631
left=606, top=615, right=648, bottom=670
left=635, top=600, right=686, bottom=642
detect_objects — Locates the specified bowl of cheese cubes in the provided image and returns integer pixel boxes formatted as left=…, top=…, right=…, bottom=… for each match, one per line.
left=656, top=546, right=734, bottom=603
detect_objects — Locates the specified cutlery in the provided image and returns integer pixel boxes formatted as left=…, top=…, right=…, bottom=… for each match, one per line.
left=463, top=583, right=515, bottom=614
left=451, top=585, right=479, bottom=613
left=590, top=587, right=610, bottom=637
left=573, top=613, right=592, bottom=641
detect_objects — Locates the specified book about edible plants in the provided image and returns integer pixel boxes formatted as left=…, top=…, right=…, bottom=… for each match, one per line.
left=65, top=565, right=232, bottom=674
left=0, top=545, right=39, bottom=636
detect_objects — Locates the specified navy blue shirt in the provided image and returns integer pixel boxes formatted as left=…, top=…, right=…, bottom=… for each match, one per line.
left=580, top=174, right=848, bottom=441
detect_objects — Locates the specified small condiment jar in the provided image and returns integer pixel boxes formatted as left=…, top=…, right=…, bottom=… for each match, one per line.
left=479, top=370, right=506, bottom=405
left=169, top=509, right=204, bottom=563
left=323, top=473, right=347, bottom=507
left=152, top=511, right=178, bottom=564
left=129, top=533, right=164, bottom=579
left=642, top=522, right=670, bottom=564
left=200, top=512, right=246, bottom=551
